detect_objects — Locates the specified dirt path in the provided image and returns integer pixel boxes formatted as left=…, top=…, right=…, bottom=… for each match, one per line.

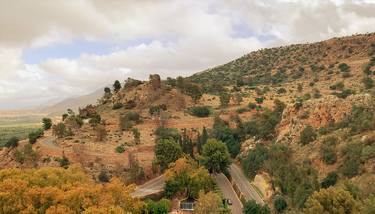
left=132, top=175, right=165, bottom=198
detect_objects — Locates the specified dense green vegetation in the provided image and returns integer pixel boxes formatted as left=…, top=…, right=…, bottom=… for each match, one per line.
left=243, top=200, right=271, bottom=214
left=242, top=143, right=320, bottom=208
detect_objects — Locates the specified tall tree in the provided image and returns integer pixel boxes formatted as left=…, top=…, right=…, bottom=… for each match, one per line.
left=197, top=127, right=209, bottom=153
left=113, top=80, right=122, bottom=93
left=304, top=187, right=359, bottom=214
left=201, top=139, right=231, bottom=173
left=132, top=128, right=141, bottom=144
left=181, top=128, right=193, bottom=156
left=219, top=92, right=231, bottom=107
left=155, top=139, right=183, bottom=171
left=164, top=157, right=213, bottom=199
left=195, top=191, right=223, bottom=214
left=42, top=118, right=52, bottom=130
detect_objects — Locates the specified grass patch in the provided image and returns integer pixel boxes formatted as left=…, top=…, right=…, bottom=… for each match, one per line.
left=0, top=116, right=41, bottom=147
left=251, top=183, right=264, bottom=198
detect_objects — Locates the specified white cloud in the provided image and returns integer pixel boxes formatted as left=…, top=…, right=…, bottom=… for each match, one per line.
left=1, top=0, right=375, bottom=109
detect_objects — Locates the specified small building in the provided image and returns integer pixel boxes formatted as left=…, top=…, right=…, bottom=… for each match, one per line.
left=179, top=198, right=195, bottom=212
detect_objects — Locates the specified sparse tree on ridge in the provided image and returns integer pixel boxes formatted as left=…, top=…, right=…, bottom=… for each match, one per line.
left=42, top=118, right=52, bottom=130
left=113, top=80, right=122, bottom=93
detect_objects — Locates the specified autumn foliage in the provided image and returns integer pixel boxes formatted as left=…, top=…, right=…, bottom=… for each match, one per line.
left=0, top=166, right=144, bottom=214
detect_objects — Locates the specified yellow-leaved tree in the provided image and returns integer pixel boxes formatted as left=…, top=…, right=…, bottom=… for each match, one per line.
left=0, top=166, right=144, bottom=214
left=304, top=187, right=359, bottom=214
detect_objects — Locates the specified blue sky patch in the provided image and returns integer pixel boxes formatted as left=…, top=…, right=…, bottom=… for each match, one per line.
left=22, top=38, right=154, bottom=64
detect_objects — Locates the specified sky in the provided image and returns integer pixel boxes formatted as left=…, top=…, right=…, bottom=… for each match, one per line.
left=1, top=0, right=375, bottom=109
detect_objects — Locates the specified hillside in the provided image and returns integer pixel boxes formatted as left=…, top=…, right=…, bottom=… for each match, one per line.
left=1, top=33, right=375, bottom=213
left=191, top=33, right=375, bottom=94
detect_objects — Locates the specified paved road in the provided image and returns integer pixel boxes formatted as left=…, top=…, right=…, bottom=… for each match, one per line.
left=229, top=164, right=264, bottom=205
left=131, top=175, right=165, bottom=198
left=214, top=173, right=243, bottom=214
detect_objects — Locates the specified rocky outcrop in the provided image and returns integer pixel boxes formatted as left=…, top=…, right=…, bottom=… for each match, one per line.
left=149, top=74, right=161, bottom=90
left=239, top=138, right=260, bottom=158
left=79, top=104, right=97, bottom=118
left=277, top=94, right=374, bottom=144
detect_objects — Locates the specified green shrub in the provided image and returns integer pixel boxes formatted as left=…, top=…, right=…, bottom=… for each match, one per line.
left=219, top=92, right=231, bottom=107
left=361, top=145, right=375, bottom=161
left=303, top=93, right=311, bottom=100
left=5, top=137, right=19, bottom=148
left=338, top=63, right=350, bottom=72
left=341, top=158, right=361, bottom=178
left=333, top=88, right=355, bottom=99
left=313, top=89, right=321, bottom=99
left=55, top=156, right=70, bottom=169
left=89, top=114, right=101, bottom=126
left=52, top=123, right=71, bottom=138
left=187, top=106, right=211, bottom=117
left=338, top=106, right=375, bottom=134
left=14, top=144, right=37, bottom=164
left=98, top=170, right=109, bottom=183
left=146, top=199, right=171, bottom=214
left=112, top=103, right=123, bottom=110
left=243, top=200, right=271, bottom=214
left=362, top=77, right=374, bottom=89
left=340, top=142, right=362, bottom=178
left=277, top=88, right=287, bottom=94
left=299, top=126, right=317, bottom=145
left=255, top=97, right=264, bottom=104
left=273, top=195, right=287, bottom=213
left=236, top=107, right=249, bottom=113
left=119, top=111, right=141, bottom=131
left=42, top=118, right=52, bottom=130
left=329, top=82, right=345, bottom=91
left=248, top=102, right=257, bottom=109
left=294, top=97, right=303, bottom=109
left=115, top=145, right=125, bottom=153
left=321, top=145, right=337, bottom=165
left=123, top=100, right=137, bottom=109
left=149, top=104, right=167, bottom=115
left=154, top=127, right=180, bottom=142
left=28, top=129, right=44, bottom=144
left=321, top=171, right=338, bottom=188
left=320, top=136, right=338, bottom=165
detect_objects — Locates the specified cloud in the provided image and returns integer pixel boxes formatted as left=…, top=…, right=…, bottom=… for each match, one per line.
left=1, top=0, right=375, bottom=109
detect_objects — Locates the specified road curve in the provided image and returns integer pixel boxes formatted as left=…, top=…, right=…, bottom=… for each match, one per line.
left=229, top=164, right=264, bottom=205
left=131, top=175, right=165, bottom=198
left=214, top=173, right=243, bottom=214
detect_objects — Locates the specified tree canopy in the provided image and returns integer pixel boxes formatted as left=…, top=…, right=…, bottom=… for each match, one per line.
left=0, top=167, right=144, bottom=213
left=200, top=139, right=231, bottom=173
left=155, top=139, right=183, bottom=171
left=304, top=187, right=359, bottom=214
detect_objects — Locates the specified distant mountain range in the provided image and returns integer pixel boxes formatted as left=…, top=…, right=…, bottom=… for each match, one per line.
left=41, top=87, right=104, bottom=116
